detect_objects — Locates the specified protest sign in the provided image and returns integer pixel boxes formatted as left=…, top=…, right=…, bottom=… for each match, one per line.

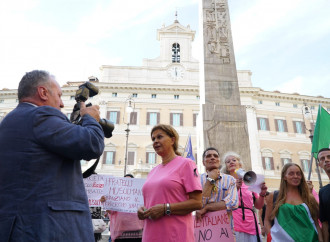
left=102, top=176, right=145, bottom=213
left=83, top=174, right=112, bottom=207
left=194, top=210, right=234, bottom=242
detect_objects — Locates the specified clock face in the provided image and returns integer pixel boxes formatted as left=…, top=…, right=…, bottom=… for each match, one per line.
left=168, top=66, right=184, bottom=80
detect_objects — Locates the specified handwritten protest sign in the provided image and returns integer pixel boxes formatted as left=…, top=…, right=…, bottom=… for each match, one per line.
left=102, top=176, right=145, bottom=213
left=194, top=210, right=234, bottom=242
left=83, top=174, right=112, bottom=207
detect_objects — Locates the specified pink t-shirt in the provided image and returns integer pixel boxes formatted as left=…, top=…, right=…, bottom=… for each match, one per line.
left=109, top=211, right=144, bottom=240
left=232, top=183, right=260, bottom=235
left=142, top=156, right=202, bottom=242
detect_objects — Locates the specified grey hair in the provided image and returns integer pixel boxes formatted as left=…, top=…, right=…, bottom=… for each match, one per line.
left=18, top=70, right=52, bottom=101
left=221, top=151, right=244, bottom=174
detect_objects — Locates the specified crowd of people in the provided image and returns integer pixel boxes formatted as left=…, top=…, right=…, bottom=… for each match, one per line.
left=0, top=70, right=329, bottom=242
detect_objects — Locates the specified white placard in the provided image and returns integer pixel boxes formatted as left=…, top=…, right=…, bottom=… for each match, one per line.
left=101, top=176, right=145, bottom=213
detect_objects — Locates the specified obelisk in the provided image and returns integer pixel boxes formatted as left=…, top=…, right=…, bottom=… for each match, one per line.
left=201, top=0, right=252, bottom=169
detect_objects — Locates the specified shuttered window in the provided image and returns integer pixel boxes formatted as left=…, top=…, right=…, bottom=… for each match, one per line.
left=170, top=113, right=183, bottom=126
left=257, top=118, right=269, bottom=131
left=147, top=112, right=160, bottom=125
left=107, top=111, right=120, bottom=124
left=262, top=157, right=274, bottom=170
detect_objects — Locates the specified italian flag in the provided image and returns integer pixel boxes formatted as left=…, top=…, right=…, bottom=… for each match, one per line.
left=270, top=203, right=318, bottom=242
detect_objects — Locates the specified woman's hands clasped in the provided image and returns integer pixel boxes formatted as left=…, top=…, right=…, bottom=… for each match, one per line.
left=138, top=204, right=165, bottom=220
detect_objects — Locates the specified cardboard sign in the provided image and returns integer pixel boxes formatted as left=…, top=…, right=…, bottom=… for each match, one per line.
left=194, top=210, right=234, bottom=242
left=102, top=176, right=145, bottom=213
left=83, top=174, right=111, bottom=207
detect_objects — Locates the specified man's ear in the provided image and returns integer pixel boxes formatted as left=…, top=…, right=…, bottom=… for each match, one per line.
left=37, top=86, right=49, bottom=101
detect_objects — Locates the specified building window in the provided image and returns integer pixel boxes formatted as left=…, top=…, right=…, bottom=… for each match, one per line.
left=310, top=106, right=315, bottom=110
left=172, top=43, right=180, bottom=63
left=151, top=94, right=157, bottom=99
left=171, top=113, right=183, bottom=127
left=293, top=104, right=298, bottom=108
left=107, top=111, right=120, bottom=124
left=293, top=121, right=305, bottom=134
left=258, top=100, right=263, bottom=104
left=103, top=151, right=115, bottom=165
left=70, top=96, right=75, bottom=100
left=130, top=112, right=137, bottom=125
left=0, top=100, right=4, bottom=103
left=128, top=151, right=135, bottom=165
left=275, top=119, right=287, bottom=132
left=67, top=113, right=71, bottom=120
left=112, top=93, right=117, bottom=97
left=301, top=159, right=309, bottom=172
left=275, top=102, right=280, bottom=106
left=132, top=93, right=138, bottom=98
left=327, top=108, right=330, bottom=112
left=196, top=96, right=200, bottom=100
left=257, top=118, right=269, bottom=131
left=193, top=113, right=198, bottom=127
left=146, top=152, right=157, bottom=164
left=262, top=157, right=274, bottom=170
left=147, top=112, right=160, bottom=126
left=281, top=158, right=292, bottom=167
left=174, top=95, right=179, bottom=99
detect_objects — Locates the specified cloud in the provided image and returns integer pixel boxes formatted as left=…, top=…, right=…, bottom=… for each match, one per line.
left=274, top=76, right=303, bottom=94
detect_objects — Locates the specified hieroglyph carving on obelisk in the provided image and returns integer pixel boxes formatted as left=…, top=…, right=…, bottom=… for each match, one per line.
left=205, top=0, right=231, bottom=63
left=201, top=0, right=252, bottom=170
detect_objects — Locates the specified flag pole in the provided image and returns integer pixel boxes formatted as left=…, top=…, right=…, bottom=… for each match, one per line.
left=307, top=153, right=313, bottom=181
left=184, top=133, right=190, bottom=154
left=309, top=104, right=324, bottom=188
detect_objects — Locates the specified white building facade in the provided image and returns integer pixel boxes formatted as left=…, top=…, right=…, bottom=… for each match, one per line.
left=1, top=20, right=330, bottom=189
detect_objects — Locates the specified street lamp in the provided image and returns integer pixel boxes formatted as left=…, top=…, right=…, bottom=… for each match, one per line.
left=301, top=103, right=323, bottom=188
left=123, top=95, right=135, bottom=176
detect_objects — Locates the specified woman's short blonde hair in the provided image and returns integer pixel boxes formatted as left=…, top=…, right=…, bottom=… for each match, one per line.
left=221, top=151, right=244, bottom=174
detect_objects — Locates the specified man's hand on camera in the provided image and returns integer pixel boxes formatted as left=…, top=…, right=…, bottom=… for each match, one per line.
left=80, top=102, right=100, bottom=122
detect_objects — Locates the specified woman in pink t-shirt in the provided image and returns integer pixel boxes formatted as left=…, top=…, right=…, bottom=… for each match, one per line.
left=222, top=152, right=268, bottom=242
left=137, top=124, right=202, bottom=242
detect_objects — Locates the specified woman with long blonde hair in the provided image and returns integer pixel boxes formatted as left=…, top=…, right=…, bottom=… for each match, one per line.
left=264, top=163, right=322, bottom=241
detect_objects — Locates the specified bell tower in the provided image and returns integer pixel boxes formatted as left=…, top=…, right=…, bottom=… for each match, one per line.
left=156, top=18, right=196, bottom=64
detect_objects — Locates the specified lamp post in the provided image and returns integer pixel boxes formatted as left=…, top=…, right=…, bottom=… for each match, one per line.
left=301, top=103, right=323, bottom=188
left=123, top=95, right=135, bottom=176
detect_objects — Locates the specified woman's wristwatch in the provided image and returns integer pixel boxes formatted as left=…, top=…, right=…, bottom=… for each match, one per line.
left=206, top=177, right=216, bottom=185
left=165, top=203, right=171, bottom=216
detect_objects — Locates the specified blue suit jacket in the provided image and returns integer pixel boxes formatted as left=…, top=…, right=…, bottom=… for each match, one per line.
left=0, top=103, right=105, bottom=242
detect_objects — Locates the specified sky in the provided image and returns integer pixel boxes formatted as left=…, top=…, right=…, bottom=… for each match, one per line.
left=0, top=0, right=329, bottom=98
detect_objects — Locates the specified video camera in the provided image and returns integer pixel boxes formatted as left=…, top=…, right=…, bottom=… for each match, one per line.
left=70, top=81, right=114, bottom=138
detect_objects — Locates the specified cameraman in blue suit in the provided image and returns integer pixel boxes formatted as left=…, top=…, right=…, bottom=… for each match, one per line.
left=0, top=70, right=105, bottom=241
